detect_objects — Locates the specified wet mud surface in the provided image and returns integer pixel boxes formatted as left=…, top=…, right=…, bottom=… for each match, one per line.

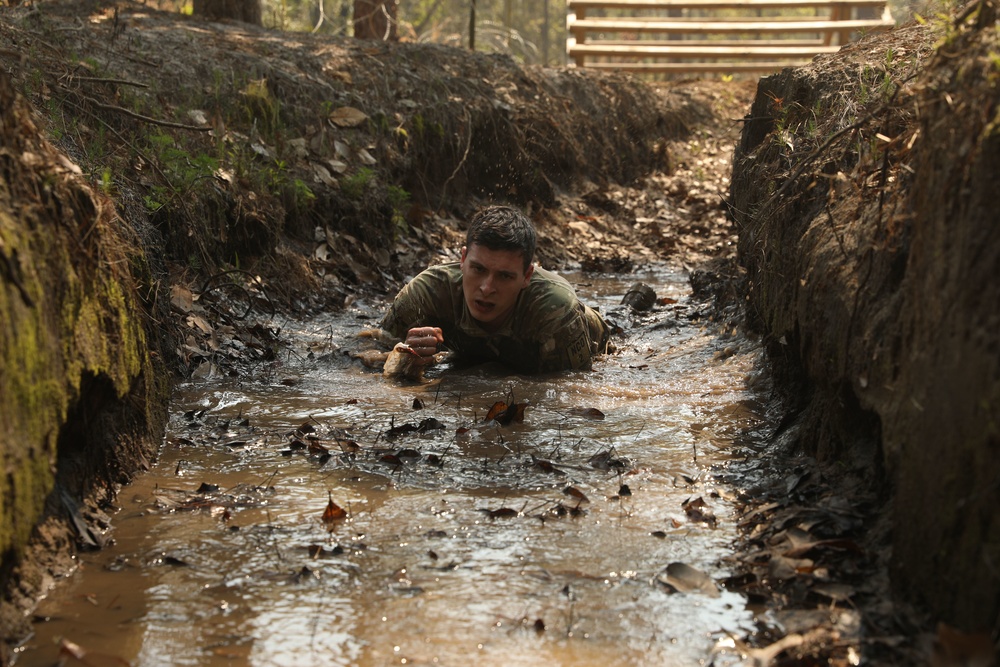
left=19, top=271, right=770, bottom=667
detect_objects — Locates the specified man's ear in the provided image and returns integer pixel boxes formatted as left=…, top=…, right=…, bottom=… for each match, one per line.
left=460, top=246, right=467, bottom=264
left=522, top=263, right=534, bottom=286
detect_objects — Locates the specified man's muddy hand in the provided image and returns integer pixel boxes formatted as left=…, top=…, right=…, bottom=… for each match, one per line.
left=405, top=327, right=444, bottom=362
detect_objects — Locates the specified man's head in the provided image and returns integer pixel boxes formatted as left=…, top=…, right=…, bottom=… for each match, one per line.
left=465, top=205, right=536, bottom=272
left=460, top=206, right=536, bottom=332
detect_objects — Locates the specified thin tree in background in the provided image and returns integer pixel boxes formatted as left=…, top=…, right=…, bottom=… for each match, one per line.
left=469, top=0, right=476, bottom=50
left=354, top=0, right=398, bottom=39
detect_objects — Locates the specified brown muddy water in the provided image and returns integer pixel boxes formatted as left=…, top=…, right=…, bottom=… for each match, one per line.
left=17, top=269, right=770, bottom=667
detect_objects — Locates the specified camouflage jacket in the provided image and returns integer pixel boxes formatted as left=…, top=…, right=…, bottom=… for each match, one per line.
left=380, top=263, right=609, bottom=374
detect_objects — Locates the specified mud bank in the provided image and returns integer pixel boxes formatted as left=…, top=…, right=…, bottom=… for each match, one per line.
left=730, top=1, right=999, bottom=642
left=0, top=69, right=171, bottom=646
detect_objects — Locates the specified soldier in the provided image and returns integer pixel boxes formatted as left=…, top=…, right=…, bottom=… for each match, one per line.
left=380, top=205, right=610, bottom=375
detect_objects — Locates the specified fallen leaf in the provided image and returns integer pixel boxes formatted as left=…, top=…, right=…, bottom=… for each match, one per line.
left=569, top=406, right=605, bottom=420
left=485, top=401, right=528, bottom=425
left=329, top=106, right=368, bottom=128
left=656, top=562, right=720, bottom=597
left=322, top=492, right=347, bottom=530
left=682, top=496, right=717, bottom=527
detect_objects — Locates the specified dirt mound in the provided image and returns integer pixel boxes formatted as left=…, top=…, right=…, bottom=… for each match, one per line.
left=730, top=0, right=1000, bottom=653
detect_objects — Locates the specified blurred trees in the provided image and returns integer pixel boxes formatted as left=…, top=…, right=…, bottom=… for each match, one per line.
left=247, top=0, right=567, bottom=65
left=353, top=0, right=398, bottom=39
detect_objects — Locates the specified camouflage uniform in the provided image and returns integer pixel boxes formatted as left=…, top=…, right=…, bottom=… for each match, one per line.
left=380, top=263, right=610, bottom=374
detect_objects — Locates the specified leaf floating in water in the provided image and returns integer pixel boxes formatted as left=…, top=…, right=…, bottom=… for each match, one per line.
left=618, top=483, right=632, bottom=497
left=417, top=417, right=445, bottom=432
left=385, top=422, right=418, bottom=439
left=412, top=397, right=424, bottom=410
left=322, top=492, right=348, bottom=531
left=651, top=530, right=667, bottom=539
left=484, top=401, right=528, bottom=425
left=480, top=507, right=518, bottom=519
left=682, top=496, right=717, bottom=527
left=196, top=482, right=220, bottom=494
left=563, top=486, right=590, bottom=503
left=588, top=448, right=628, bottom=472
left=307, top=441, right=329, bottom=456
left=57, top=638, right=131, bottom=666
left=533, top=618, right=545, bottom=633
left=533, top=457, right=565, bottom=476
left=656, top=562, right=720, bottom=597
left=335, top=439, right=361, bottom=454
left=569, top=406, right=606, bottom=420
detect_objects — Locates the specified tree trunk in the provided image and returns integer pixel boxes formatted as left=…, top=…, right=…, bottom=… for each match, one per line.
left=353, top=0, right=398, bottom=40
left=192, top=0, right=262, bottom=25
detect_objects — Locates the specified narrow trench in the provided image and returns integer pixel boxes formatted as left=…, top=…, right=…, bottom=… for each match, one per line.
left=18, top=270, right=770, bottom=667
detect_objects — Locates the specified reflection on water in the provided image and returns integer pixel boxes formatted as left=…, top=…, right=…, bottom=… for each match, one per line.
left=19, top=268, right=765, bottom=667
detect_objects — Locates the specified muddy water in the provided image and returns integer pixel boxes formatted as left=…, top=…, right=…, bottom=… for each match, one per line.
left=18, top=269, right=765, bottom=667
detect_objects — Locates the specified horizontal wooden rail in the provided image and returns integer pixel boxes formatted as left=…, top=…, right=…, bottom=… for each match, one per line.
left=570, top=43, right=843, bottom=57
left=567, top=0, right=894, bottom=75
left=568, top=17, right=894, bottom=35
left=568, top=0, right=887, bottom=9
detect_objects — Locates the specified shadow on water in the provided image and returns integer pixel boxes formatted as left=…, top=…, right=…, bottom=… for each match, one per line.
left=19, top=267, right=771, bottom=667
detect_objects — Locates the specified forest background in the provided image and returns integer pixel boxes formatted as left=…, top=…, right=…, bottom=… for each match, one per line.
left=166, top=0, right=930, bottom=67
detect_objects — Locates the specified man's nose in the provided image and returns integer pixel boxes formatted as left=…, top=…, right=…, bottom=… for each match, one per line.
left=480, top=274, right=496, bottom=295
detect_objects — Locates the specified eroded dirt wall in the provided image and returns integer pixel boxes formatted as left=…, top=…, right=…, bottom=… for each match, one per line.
left=730, top=6, right=999, bottom=635
left=0, top=70, right=170, bottom=656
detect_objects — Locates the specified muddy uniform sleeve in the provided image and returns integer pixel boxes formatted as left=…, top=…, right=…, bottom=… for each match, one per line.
left=379, top=266, right=458, bottom=339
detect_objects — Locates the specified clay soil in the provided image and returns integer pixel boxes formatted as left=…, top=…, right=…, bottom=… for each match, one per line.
left=0, top=0, right=971, bottom=664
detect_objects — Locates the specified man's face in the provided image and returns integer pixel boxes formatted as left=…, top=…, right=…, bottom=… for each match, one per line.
left=460, top=243, right=534, bottom=332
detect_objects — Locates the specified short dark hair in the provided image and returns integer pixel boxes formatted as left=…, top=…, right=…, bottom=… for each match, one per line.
left=466, top=205, right=536, bottom=271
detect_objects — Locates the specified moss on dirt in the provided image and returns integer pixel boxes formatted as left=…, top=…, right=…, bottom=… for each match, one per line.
left=0, top=68, right=170, bottom=653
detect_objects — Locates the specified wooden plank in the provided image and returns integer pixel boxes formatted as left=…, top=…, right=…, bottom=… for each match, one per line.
left=580, top=60, right=813, bottom=72
left=568, top=17, right=895, bottom=34
left=567, top=0, right=887, bottom=8
left=568, top=43, right=841, bottom=57
left=584, top=38, right=827, bottom=46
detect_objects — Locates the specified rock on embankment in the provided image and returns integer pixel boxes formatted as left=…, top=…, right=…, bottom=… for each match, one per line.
left=730, top=5, right=999, bottom=637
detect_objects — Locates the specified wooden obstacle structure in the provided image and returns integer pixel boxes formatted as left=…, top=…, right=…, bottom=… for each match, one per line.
left=566, top=0, right=895, bottom=75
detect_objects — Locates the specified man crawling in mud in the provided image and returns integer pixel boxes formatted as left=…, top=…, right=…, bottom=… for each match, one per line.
left=379, top=205, right=610, bottom=376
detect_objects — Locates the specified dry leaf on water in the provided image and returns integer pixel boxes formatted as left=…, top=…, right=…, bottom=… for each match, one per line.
left=322, top=492, right=347, bottom=531
left=485, top=400, right=528, bottom=425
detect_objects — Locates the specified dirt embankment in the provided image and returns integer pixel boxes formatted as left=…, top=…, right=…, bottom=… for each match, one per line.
left=0, top=68, right=171, bottom=642
left=730, top=0, right=1000, bottom=648
left=0, top=1, right=750, bottom=660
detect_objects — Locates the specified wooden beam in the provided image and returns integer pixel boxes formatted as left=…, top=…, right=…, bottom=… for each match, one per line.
left=567, top=0, right=888, bottom=8
left=581, top=60, right=815, bottom=72
left=568, top=17, right=895, bottom=34
left=568, top=43, right=842, bottom=57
